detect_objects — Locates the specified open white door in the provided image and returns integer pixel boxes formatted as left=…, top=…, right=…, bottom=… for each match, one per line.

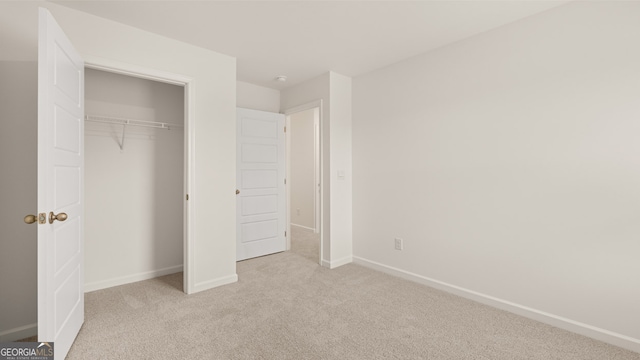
left=236, top=108, right=286, bottom=261
left=38, top=8, right=84, bottom=359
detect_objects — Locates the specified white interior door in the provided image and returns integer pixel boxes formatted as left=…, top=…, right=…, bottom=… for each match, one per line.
left=236, top=108, right=286, bottom=261
left=38, top=8, right=84, bottom=359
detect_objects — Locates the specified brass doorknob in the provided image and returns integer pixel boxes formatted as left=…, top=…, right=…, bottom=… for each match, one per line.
left=236, top=189, right=240, bottom=195
left=49, top=212, right=68, bottom=224
left=24, top=214, right=37, bottom=224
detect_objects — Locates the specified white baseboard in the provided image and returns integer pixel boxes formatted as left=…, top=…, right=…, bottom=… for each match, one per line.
left=85, top=265, right=183, bottom=293
left=322, top=255, right=352, bottom=269
left=191, top=274, right=238, bottom=294
left=0, top=323, right=37, bottom=342
left=352, top=256, right=640, bottom=354
left=291, top=223, right=315, bottom=232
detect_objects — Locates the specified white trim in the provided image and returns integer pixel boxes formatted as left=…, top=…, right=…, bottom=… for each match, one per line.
left=84, top=56, right=191, bottom=85
left=284, top=100, right=324, bottom=266
left=183, top=80, right=196, bottom=295
left=0, top=323, right=38, bottom=342
left=84, top=56, right=196, bottom=295
left=84, top=265, right=183, bottom=293
left=324, top=255, right=352, bottom=269
left=285, top=114, right=291, bottom=252
left=284, top=100, right=323, bottom=116
left=352, top=256, right=640, bottom=354
left=291, top=223, right=315, bottom=232
left=192, top=274, right=238, bottom=293
left=313, top=108, right=320, bottom=234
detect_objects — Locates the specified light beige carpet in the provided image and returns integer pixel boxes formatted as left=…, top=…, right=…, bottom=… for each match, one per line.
left=66, top=228, right=639, bottom=359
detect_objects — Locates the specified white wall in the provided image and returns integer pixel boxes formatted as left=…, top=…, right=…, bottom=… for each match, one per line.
left=0, top=0, right=237, bottom=311
left=352, top=1, right=640, bottom=352
left=237, top=81, right=280, bottom=113
left=290, top=108, right=315, bottom=230
left=281, top=72, right=353, bottom=268
left=84, top=69, right=184, bottom=291
left=328, top=73, right=353, bottom=266
left=0, top=61, right=38, bottom=341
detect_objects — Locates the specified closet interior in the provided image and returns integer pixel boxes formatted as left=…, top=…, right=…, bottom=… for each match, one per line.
left=84, top=68, right=185, bottom=292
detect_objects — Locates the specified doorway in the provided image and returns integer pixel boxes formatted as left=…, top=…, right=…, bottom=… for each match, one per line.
left=286, top=102, right=322, bottom=265
left=84, top=58, right=195, bottom=294
left=83, top=68, right=185, bottom=292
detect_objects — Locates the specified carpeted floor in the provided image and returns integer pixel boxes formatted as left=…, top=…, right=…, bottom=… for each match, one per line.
left=289, top=225, right=320, bottom=263
left=65, top=228, right=639, bottom=359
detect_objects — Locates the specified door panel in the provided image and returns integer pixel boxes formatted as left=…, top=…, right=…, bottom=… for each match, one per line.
left=241, top=118, right=278, bottom=137
left=236, top=108, right=285, bottom=261
left=38, top=8, right=84, bottom=359
left=53, top=218, right=80, bottom=274
left=241, top=220, right=279, bottom=242
left=241, top=169, right=278, bottom=189
left=242, top=195, right=278, bottom=215
left=241, top=143, right=278, bottom=163
left=53, top=167, right=80, bottom=208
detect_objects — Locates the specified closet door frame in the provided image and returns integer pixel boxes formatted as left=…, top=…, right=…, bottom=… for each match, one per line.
left=84, top=56, right=195, bottom=294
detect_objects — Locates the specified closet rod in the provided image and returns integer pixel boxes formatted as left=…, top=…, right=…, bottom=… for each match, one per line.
left=84, top=114, right=183, bottom=130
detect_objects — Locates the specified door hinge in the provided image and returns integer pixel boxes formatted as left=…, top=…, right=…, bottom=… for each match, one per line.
left=284, top=126, right=286, bottom=133
left=284, top=178, right=286, bottom=185
left=186, top=194, right=189, bottom=201
left=285, top=231, right=287, bottom=237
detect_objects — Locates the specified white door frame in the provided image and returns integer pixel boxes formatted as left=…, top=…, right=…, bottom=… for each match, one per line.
left=83, top=56, right=196, bottom=294
left=284, top=100, right=323, bottom=265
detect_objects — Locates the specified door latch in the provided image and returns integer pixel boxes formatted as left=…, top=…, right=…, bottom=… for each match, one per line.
left=24, top=213, right=47, bottom=225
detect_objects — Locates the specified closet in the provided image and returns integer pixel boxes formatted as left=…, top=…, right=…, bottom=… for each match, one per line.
left=84, top=68, right=184, bottom=292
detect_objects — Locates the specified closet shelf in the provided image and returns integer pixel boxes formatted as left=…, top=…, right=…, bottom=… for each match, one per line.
left=85, top=114, right=183, bottom=151
left=84, top=114, right=183, bottom=130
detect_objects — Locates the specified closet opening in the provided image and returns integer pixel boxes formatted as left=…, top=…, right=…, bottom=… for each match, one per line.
left=84, top=67, right=188, bottom=293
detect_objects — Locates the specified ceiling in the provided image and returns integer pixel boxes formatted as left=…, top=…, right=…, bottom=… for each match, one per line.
left=51, top=0, right=570, bottom=90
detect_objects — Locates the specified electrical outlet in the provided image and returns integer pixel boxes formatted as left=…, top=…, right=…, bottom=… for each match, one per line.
left=394, top=238, right=403, bottom=250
